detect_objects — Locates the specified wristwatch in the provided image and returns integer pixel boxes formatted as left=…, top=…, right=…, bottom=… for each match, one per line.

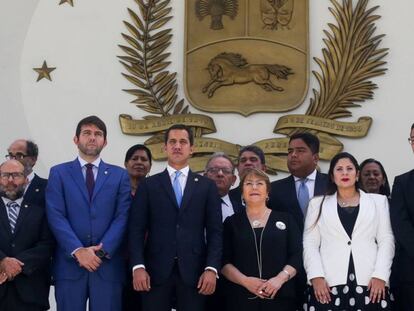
left=95, top=249, right=108, bottom=259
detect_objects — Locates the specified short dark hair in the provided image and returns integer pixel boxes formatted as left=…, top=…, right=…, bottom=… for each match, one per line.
left=289, top=132, right=320, bottom=154
left=164, top=124, right=194, bottom=146
left=411, top=123, right=414, bottom=130
left=75, top=116, right=107, bottom=139
left=238, top=145, right=265, bottom=165
left=26, top=140, right=39, bottom=159
left=124, top=144, right=152, bottom=165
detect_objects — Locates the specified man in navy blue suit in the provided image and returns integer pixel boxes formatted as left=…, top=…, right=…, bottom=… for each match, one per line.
left=46, top=116, right=131, bottom=311
left=204, top=152, right=243, bottom=311
left=129, top=124, right=222, bottom=311
left=268, top=132, right=328, bottom=310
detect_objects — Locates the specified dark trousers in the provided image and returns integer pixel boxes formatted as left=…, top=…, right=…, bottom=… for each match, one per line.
left=206, top=277, right=227, bottom=311
left=142, top=263, right=205, bottom=311
left=123, top=273, right=142, bottom=311
left=393, top=283, right=414, bottom=311
left=0, top=283, right=46, bottom=311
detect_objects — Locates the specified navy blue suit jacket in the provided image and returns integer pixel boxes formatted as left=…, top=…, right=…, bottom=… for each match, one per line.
left=129, top=169, right=223, bottom=287
left=24, top=174, right=47, bottom=207
left=46, top=159, right=131, bottom=283
left=268, top=172, right=328, bottom=232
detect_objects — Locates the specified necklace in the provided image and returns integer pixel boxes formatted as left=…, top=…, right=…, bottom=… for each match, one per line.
left=337, top=194, right=360, bottom=207
left=249, top=208, right=269, bottom=228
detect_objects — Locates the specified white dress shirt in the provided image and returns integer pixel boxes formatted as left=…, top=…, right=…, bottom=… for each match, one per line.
left=78, top=156, right=101, bottom=180
left=2, top=196, right=23, bottom=218
left=221, top=194, right=234, bottom=222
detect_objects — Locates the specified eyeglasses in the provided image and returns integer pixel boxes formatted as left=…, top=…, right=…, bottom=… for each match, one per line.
left=206, top=167, right=233, bottom=175
left=0, top=172, right=25, bottom=180
left=408, top=137, right=414, bottom=145
left=5, top=153, right=29, bottom=160
left=243, top=181, right=266, bottom=188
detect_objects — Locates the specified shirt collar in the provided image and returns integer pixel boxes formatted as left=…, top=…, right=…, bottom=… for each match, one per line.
left=221, top=194, right=231, bottom=206
left=2, top=196, right=24, bottom=206
left=78, top=156, right=101, bottom=168
left=27, top=172, right=35, bottom=183
left=293, top=169, right=317, bottom=182
left=167, top=165, right=189, bottom=178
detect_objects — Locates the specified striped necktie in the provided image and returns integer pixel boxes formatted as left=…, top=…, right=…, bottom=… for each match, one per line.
left=6, top=201, right=20, bottom=233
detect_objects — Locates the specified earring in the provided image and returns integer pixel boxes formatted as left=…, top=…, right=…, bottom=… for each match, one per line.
left=241, top=196, right=246, bottom=206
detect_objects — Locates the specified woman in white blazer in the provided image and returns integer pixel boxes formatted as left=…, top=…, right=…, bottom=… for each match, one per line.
left=303, top=152, right=394, bottom=310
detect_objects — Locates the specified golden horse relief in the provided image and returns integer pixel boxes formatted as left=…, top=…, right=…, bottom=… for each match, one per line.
left=202, top=52, right=293, bottom=98
left=261, top=0, right=294, bottom=30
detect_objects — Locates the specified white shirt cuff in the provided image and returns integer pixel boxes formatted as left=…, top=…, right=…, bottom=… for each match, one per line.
left=205, top=266, right=219, bottom=278
left=133, top=264, right=146, bottom=273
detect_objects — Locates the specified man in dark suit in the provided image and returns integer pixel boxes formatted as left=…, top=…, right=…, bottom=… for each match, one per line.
left=228, top=145, right=266, bottom=207
left=129, top=124, right=222, bottom=311
left=0, top=159, right=54, bottom=310
left=268, top=132, right=328, bottom=310
left=390, top=122, right=414, bottom=310
left=7, top=139, right=47, bottom=207
left=46, top=116, right=131, bottom=311
left=204, top=152, right=243, bottom=311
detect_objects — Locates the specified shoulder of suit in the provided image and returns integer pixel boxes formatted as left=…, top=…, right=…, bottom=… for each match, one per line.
left=271, top=176, right=292, bottom=186
left=394, top=169, right=414, bottom=182
left=362, top=191, right=387, bottom=204
left=309, top=194, right=330, bottom=206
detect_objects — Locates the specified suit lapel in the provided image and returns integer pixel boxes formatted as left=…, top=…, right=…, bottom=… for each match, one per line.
left=180, top=171, right=197, bottom=211
left=68, top=159, right=90, bottom=202
left=325, top=194, right=350, bottom=238
left=159, top=169, right=179, bottom=208
left=0, top=200, right=12, bottom=238
left=92, top=161, right=110, bottom=200
left=352, top=191, right=370, bottom=236
left=287, top=176, right=304, bottom=221
left=314, top=172, right=327, bottom=196
left=13, top=200, right=33, bottom=236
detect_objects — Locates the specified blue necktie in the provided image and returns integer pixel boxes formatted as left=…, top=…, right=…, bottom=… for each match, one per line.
left=6, top=201, right=19, bottom=233
left=298, top=178, right=309, bottom=215
left=173, top=171, right=183, bottom=207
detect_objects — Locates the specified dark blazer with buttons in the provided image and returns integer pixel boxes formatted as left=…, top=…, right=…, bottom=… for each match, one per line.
left=223, top=209, right=302, bottom=300
left=24, top=174, right=47, bottom=207
left=0, top=199, right=54, bottom=309
left=268, top=172, right=328, bottom=232
left=129, top=169, right=223, bottom=287
left=390, top=169, right=414, bottom=283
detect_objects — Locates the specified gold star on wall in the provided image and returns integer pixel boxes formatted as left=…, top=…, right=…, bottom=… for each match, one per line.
left=59, top=0, right=74, bottom=7
left=33, top=61, right=56, bottom=82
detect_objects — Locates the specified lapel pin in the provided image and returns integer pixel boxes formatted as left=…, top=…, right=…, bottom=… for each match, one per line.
left=35, top=188, right=40, bottom=192
left=276, top=221, right=286, bottom=230
left=194, top=178, right=198, bottom=182
left=104, top=171, right=108, bottom=175
left=24, top=204, right=28, bottom=208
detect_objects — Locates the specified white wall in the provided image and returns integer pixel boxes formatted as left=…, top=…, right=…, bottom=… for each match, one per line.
left=0, top=0, right=412, bottom=183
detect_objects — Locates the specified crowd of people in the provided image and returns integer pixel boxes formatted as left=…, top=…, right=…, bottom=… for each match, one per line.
left=0, top=115, right=413, bottom=311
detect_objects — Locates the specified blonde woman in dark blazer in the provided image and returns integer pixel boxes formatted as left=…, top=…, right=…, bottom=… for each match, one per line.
left=303, top=152, right=394, bottom=310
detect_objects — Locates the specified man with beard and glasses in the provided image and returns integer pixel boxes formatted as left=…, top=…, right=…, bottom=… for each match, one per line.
left=7, top=139, right=47, bottom=207
left=0, top=160, right=54, bottom=311
left=46, top=115, right=131, bottom=311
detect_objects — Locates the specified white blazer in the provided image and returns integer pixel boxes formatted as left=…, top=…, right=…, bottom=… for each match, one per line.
left=303, top=191, right=394, bottom=287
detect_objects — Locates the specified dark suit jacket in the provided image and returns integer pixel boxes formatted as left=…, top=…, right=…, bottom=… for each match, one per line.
left=129, top=169, right=223, bottom=287
left=228, top=192, right=244, bottom=215
left=268, top=172, right=328, bottom=232
left=390, top=170, right=414, bottom=283
left=223, top=210, right=302, bottom=301
left=228, top=186, right=242, bottom=209
left=0, top=199, right=54, bottom=309
left=24, top=174, right=47, bottom=208
left=46, top=159, right=131, bottom=283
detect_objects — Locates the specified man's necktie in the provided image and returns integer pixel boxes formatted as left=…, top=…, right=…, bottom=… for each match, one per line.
left=6, top=201, right=19, bottom=233
left=173, top=171, right=183, bottom=207
left=298, top=178, right=310, bottom=215
left=85, top=163, right=95, bottom=200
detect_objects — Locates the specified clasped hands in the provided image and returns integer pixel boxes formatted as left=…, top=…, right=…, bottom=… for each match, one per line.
left=0, top=257, right=24, bottom=283
left=243, top=274, right=288, bottom=299
left=74, top=243, right=104, bottom=272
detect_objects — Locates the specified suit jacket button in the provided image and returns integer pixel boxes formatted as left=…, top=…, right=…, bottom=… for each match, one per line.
left=347, top=241, right=351, bottom=245
left=11, top=243, right=15, bottom=248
